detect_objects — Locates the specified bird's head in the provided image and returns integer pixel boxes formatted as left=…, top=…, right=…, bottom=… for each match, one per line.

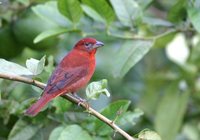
left=74, top=38, right=104, bottom=54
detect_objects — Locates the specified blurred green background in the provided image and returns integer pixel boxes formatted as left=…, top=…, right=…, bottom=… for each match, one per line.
left=0, top=0, right=200, bottom=140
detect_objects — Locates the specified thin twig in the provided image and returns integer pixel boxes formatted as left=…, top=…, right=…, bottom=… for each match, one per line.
left=0, top=73, right=136, bottom=140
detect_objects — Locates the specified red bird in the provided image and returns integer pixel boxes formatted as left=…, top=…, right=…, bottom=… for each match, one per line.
left=25, top=38, right=104, bottom=116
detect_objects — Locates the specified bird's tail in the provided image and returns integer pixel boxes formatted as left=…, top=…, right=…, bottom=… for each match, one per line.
left=25, top=95, right=51, bottom=116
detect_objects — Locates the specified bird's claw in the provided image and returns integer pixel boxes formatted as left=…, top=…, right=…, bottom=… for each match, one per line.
left=78, top=101, right=82, bottom=106
left=77, top=98, right=90, bottom=110
left=71, top=93, right=90, bottom=110
left=77, top=97, right=86, bottom=106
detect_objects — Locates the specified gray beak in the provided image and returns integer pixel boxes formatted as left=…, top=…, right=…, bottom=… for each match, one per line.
left=93, top=41, right=104, bottom=49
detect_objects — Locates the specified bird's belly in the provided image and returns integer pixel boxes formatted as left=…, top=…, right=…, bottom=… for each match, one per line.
left=66, top=75, right=91, bottom=92
left=67, top=64, right=95, bottom=92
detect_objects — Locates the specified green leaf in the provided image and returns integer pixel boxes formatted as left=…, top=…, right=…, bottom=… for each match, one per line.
left=49, top=125, right=92, bottom=140
left=81, top=4, right=105, bottom=23
left=167, top=0, right=187, bottom=23
left=117, top=108, right=144, bottom=127
left=138, top=130, right=161, bottom=140
left=153, top=30, right=177, bottom=48
left=188, top=7, right=200, bottom=33
left=95, top=100, right=131, bottom=136
left=14, top=98, right=37, bottom=115
left=155, top=84, right=189, bottom=140
left=107, top=25, right=139, bottom=39
left=143, top=17, right=173, bottom=27
left=49, top=126, right=64, bottom=140
left=86, top=79, right=110, bottom=100
left=188, top=40, right=200, bottom=66
left=34, top=28, right=68, bottom=43
left=44, top=55, right=54, bottom=73
left=16, top=0, right=30, bottom=6
left=58, top=0, right=83, bottom=25
left=30, top=130, right=43, bottom=140
left=0, top=100, right=20, bottom=124
left=92, top=136, right=112, bottom=140
left=112, top=40, right=153, bottom=78
left=109, top=0, right=142, bottom=27
left=32, top=1, right=72, bottom=27
left=182, top=123, right=200, bottom=140
left=26, top=56, right=46, bottom=76
left=136, top=0, right=153, bottom=9
left=0, top=59, right=32, bottom=76
left=8, top=119, right=42, bottom=140
left=52, top=97, right=72, bottom=113
left=82, top=0, right=115, bottom=24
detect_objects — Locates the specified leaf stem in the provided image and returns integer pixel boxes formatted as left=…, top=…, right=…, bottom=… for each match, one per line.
left=0, top=73, right=137, bottom=140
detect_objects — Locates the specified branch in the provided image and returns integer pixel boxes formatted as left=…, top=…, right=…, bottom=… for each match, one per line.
left=0, top=73, right=137, bottom=140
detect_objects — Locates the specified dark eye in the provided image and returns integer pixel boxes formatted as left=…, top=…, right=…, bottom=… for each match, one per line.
left=85, top=42, right=90, bottom=46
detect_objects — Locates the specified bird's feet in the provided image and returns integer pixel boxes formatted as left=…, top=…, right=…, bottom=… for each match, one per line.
left=72, top=93, right=90, bottom=110
left=78, top=98, right=90, bottom=110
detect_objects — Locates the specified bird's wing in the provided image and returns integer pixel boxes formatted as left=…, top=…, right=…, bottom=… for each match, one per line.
left=44, top=66, right=88, bottom=94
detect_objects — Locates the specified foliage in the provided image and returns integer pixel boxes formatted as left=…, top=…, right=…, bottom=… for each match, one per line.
left=1, top=0, right=200, bottom=139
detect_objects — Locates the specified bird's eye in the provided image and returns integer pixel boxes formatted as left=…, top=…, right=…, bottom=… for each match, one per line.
left=85, top=42, right=90, bottom=46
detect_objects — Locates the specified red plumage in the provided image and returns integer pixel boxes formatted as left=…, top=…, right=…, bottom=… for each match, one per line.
left=25, top=38, right=104, bottom=116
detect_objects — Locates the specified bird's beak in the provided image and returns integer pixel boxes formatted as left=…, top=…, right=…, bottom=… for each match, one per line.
left=93, top=41, right=104, bottom=49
